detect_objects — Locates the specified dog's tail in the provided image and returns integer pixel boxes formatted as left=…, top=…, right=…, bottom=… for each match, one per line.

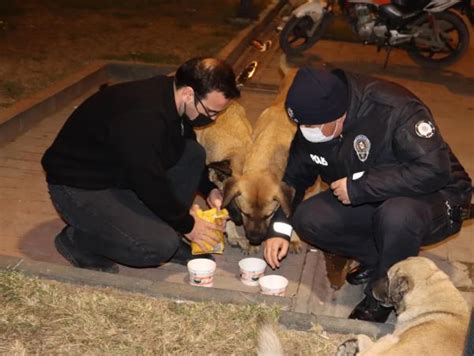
left=257, top=322, right=284, bottom=356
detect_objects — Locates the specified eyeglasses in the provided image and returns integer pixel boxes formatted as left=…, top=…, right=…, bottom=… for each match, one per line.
left=194, top=94, right=222, bottom=118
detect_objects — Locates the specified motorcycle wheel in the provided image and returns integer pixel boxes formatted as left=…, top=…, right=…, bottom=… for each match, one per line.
left=279, top=15, right=326, bottom=56
left=407, top=11, right=470, bottom=69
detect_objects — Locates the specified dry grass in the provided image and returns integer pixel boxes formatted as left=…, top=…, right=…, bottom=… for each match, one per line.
left=0, top=270, right=351, bottom=355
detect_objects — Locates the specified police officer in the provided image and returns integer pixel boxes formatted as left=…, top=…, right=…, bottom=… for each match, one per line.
left=42, top=57, right=240, bottom=273
left=264, top=67, right=472, bottom=323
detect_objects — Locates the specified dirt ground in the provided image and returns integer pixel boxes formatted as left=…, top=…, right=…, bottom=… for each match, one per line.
left=0, top=0, right=272, bottom=111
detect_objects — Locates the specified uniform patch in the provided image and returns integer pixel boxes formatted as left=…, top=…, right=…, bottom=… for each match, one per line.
left=353, top=135, right=371, bottom=162
left=287, top=107, right=297, bottom=123
left=415, top=120, right=435, bottom=138
left=310, top=154, right=328, bottom=166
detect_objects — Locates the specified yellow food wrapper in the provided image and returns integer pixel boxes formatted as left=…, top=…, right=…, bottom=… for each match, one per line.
left=191, top=208, right=229, bottom=255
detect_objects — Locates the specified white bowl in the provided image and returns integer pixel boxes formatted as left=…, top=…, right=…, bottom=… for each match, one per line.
left=259, top=275, right=288, bottom=296
left=238, top=257, right=267, bottom=286
left=187, top=259, right=216, bottom=287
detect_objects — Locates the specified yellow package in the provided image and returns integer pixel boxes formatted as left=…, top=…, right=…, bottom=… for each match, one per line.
left=191, top=208, right=229, bottom=255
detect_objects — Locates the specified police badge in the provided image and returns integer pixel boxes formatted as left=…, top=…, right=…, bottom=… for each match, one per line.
left=353, top=135, right=371, bottom=162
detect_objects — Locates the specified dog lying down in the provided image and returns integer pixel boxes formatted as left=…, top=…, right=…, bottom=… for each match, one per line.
left=336, top=256, right=470, bottom=356
left=257, top=257, right=470, bottom=356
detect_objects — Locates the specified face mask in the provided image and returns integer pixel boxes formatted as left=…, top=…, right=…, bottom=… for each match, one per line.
left=182, top=103, right=214, bottom=127
left=187, top=113, right=214, bottom=127
left=300, top=120, right=339, bottom=143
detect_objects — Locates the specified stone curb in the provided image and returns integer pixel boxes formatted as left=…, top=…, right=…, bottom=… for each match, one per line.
left=0, top=254, right=393, bottom=338
left=217, top=0, right=287, bottom=66
left=0, top=254, right=292, bottom=308
left=0, top=61, right=176, bottom=148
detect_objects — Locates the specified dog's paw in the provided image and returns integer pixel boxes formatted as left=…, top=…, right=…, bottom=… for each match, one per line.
left=289, top=240, right=302, bottom=254
left=335, top=338, right=359, bottom=356
left=242, top=244, right=260, bottom=255
left=225, top=221, right=246, bottom=248
left=226, top=234, right=245, bottom=248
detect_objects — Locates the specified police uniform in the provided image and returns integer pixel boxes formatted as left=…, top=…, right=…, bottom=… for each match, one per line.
left=269, top=69, right=472, bottom=288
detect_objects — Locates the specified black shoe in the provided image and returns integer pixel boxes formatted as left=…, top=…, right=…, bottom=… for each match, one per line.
left=54, top=227, right=119, bottom=274
left=346, top=264, right=375, bottom=285
left=348, top=295, right=393, bottom=323
left=168, top=239, right=215, bottom=266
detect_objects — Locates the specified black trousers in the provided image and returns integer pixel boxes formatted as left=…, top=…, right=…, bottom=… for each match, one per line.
left=48, top=139, right=206, bottom=267
left=292, top=189, right=462, bottom=291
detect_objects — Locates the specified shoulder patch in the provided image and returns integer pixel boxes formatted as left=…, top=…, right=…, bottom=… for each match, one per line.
left=415, top=120, right=435, bottom=138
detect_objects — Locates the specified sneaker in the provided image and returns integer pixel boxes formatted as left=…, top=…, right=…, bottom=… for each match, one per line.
left=54, top=227, right=119, bottom=274
left=168, top=238, right=215, bottom=266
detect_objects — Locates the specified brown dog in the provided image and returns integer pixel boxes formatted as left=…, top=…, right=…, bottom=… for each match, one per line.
left=222, top=69, right=302, bottom=252
left=337, top=256, right=470, bottom=356
left=194, top=101, right=253, bottom=249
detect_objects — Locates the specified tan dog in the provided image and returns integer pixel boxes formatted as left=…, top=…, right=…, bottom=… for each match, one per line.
left=194, top=101, right=253, bottom=249
left=222, top=69, right=301, bottom=252
left=337, top=256, right=470, bottom=356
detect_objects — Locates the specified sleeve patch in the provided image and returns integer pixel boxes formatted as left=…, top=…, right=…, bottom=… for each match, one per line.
left=415, top=120, right=435, bottom=138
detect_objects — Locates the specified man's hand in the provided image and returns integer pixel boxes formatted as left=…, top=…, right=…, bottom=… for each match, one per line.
left=264, top=237, right=289, bottom=269
left=330, top=177, right=351, bottom=205
left=185, top=205, right=224, bottom=250
left=207, top=188, right=223, bottom=210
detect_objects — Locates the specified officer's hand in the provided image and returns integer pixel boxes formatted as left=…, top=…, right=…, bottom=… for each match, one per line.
left=185, top=205, right=224, bottom=250
left=264, top=237, right=289, bottom=269
left=330, top=177, right=351, bottom=205
left=207, top=188, right=223, bottom=210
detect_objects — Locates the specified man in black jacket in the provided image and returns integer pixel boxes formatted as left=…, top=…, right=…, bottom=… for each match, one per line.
left=42, top=57, right=240, bottom=273
left=263, top=67, right=472, bottom=322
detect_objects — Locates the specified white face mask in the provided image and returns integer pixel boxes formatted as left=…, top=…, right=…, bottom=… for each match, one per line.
left=300, top=120, right=339, bottom=143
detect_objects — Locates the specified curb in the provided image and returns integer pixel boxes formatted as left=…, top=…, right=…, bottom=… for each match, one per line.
left=217, top=0, right=287, bottom=66
left=0, top=254, right=393, bottom=338
left=0, top=254, right=292, bottom=309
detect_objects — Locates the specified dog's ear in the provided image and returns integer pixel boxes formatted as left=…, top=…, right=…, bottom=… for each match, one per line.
left=223, top=177, right=241, bottom=207
left=208, top=160, right=232, bottom=181
left=275, top=181, right=295, bottom=217
left=389, top=275, right=413, bottom=307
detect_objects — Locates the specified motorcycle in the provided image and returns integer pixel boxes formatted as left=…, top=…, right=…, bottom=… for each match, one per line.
left=279, top=0, right=473, bottom=68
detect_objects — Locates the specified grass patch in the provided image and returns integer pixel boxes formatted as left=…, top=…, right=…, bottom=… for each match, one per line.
left=102, top=52, right=181, bottom=64
left=44, top=0, right=168, bottom=11
left=0, top=81, right=24, bottom=99
left=0, top=270, right=351, bottom=354
left=0, top=0, right=23, bottom=17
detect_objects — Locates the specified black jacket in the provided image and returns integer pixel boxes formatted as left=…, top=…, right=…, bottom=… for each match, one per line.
left=42, top=75, right=214, bottom=234
left=269, top=70, right=472, bottom=240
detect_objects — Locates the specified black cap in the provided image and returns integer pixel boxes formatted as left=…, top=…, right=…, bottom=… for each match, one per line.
left=285, top=67, right=348, bottom=125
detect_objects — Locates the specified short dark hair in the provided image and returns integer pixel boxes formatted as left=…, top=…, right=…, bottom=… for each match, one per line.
left=175, top=57, right=240, bottom=99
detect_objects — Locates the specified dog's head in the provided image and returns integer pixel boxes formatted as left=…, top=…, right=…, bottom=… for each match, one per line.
left=222, top=173, right=294, bottom=245
left=372, top=257, right=445, bottom=313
